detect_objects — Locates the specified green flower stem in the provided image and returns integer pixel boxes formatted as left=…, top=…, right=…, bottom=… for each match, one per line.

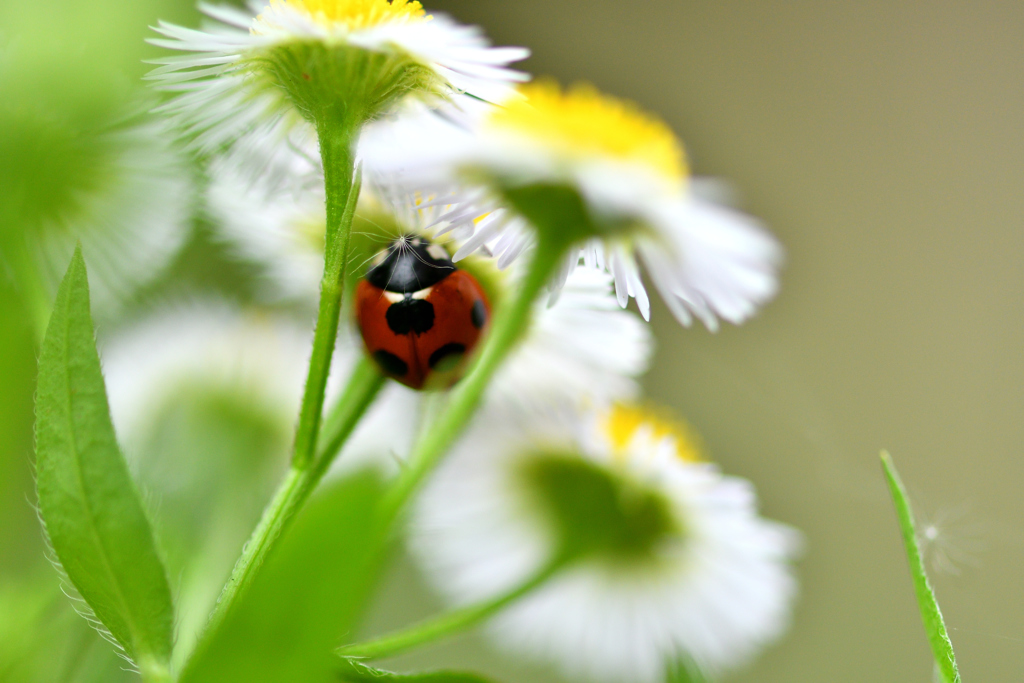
left=880, top=451, right=961, bottom=683
left=377, top=235, right=569, bottom=528
left=666, top=655, right=708, bottom=683
left=199, top=330, right=383, bottom=645
left=340, top=560, right=563, bottom=661
left=314, top=356, right=387, bottom=476
left=199, top=122, right=370, bottom=643
left=292, top=124, right=362, bottom=471
left=205, top=467, right=304, bottom=638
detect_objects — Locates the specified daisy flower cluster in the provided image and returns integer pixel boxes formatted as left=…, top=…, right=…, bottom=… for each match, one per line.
left=136, top=0, right=796, bottom=678
left=16, top=2, right=800, bottom=682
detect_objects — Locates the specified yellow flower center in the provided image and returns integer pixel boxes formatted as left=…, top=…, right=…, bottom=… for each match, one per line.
left=604, top=403, right=703, bottom=462
left=261, top=0, right=427, bottom=31
left=487, top=81, right=688, bottom=182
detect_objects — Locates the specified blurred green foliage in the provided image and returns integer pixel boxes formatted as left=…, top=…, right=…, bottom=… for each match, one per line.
left=0, top=274, right=37, bottom=569
left=0, top=0, right=276, bottom=679
left=0, top=0, right=199, bottom=229
left=181, top=471, right=385, bottom=683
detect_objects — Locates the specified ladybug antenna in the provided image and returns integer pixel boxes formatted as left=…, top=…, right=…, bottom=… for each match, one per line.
left=378, top=234, right=416, bottom=293
left=351, top=247, right=386, bottom=278
left=405, top=234, right=454, bottom=272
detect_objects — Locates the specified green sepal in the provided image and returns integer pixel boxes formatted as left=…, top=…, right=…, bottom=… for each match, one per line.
left=257, top=42, right=441, bottom=131
left=520, top=451, right=679, bottom=564
left=181, top=470, right=386, bottom=683
left=34, top=247, right=174, bottom=667
left=501, top=182, right=635, bottom=246
left=880, top=451, right=961, bottom=683
left=339, top=659, right=497, bottom=683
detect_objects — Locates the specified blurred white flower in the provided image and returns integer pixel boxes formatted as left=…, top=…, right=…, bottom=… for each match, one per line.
left=102, top=300, right=318, bottom=449
left=24, top=114, right=195, bottom=317
left=411, top=403, right=801, bottom=682
left=147, top=0, right=528, bottom=157
left=330, top=262, right=653, bottom=482
left=205, top=148, right=326, bottom=301
left=491, top=266, right=652, bottom=413
left=361, top=81, right=782, bottom=329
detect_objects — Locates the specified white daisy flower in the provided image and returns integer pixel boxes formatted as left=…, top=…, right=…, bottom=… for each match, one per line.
left=411, top=403, right=801, bottom=682
left=97, top=294, right=411, bottom=487
left=361, top=81, right=783, bottom=330
left=147, top=0, right=529, bottom=156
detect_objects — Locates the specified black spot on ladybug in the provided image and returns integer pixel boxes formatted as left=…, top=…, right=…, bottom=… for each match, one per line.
left=428, top=343, right=466, bottom=369
left=365, top=235, right=455, bottom=293
left=373, top=350, right=408, bottom=377
left=470, top=298, right=487, bottom=329
left=385, top=297, right=435, bottom=335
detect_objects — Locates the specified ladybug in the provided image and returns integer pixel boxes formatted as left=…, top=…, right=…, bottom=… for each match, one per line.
left=355, top=235, right=491, bottom=390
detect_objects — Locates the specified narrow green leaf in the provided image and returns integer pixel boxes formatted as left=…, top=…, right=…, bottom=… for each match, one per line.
left=34, top=247, right=174, bottom=667
left=880, top=451, right=961, bottom=683
left=338, top=659, right=496, bottom=683
left=182, top=471, right=385, bottom=683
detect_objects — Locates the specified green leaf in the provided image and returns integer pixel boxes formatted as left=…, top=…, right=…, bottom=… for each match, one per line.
left=338, top=659, right=497, bottom=683
left=880, top=451, right=961, bottom=683
left=182, top=471, right=386, bottom=683
left=34, top=247, right=174, bottom=668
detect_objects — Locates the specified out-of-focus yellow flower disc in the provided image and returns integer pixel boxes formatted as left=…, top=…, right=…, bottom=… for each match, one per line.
left=488, top=81, right=689, bottom=183
left=604, top=403, right=703, bottom=462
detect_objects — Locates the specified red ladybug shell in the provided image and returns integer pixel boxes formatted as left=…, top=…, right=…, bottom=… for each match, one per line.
left=356, top=236, right=490, bottom=389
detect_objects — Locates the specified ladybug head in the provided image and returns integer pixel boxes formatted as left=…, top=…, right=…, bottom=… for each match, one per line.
left=365, top=235, right=456, bottom=294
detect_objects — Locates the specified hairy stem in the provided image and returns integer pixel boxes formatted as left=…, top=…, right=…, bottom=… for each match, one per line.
left=340, top=560, right=562, bottom=661
left=292, top=124, right=362, bottom=470
left=195, top=119, right=376, bottom=643
left=199, top=358, right=384, bottom=646
left=314, top=357, right=387, bottom=477
left=378, top=236, right=568, bottom=528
